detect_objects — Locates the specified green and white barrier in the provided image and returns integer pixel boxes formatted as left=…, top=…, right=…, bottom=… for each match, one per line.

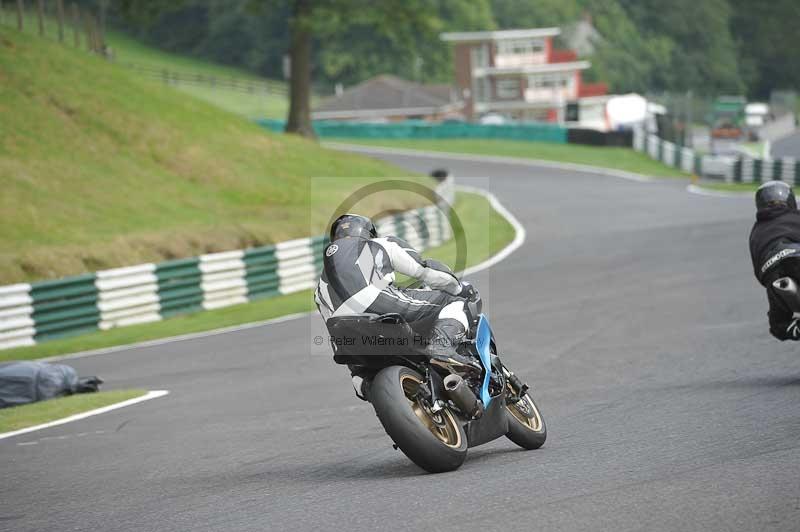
left=736, top=158, right=800, bottom=185
left=257, top=119, right=568, bottom=144
left=96, top=264, right=161, bottom=330
left=0, top=177, right=455, bottom=350
left=633, top=127, right=798, bottom=184
left=0, top=284, right=35, bottom=349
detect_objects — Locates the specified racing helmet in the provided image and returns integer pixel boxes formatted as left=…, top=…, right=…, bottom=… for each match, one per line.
left=330, top=214, right=378, bottom=241
left=756, top=181, right=796, bottom=213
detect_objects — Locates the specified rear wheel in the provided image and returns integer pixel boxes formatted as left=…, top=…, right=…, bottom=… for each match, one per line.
left=505, top=385, right=547, bottom=450
left=371, top=366, right=467, bottom=473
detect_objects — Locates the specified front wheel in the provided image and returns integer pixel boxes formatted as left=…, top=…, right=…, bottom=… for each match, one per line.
left=505, top=388, right=547, bottom=450
left=370, top=366, right=467, bottom=473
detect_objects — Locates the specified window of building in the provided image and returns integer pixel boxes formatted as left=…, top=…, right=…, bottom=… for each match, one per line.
left=497, top=38, right=545, bottom=56
left=470, top=44, right=489, bottom=68
left=473, top=77, right=491, bottom=102
left=496, top=78, right=520, bottom=99
left=528, top=73, right=572, bottom=90
left=474, top=79, right=483, bottom=102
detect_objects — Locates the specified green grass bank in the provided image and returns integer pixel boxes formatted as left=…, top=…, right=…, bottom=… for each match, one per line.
left=0, top=28, right=427, bottom=284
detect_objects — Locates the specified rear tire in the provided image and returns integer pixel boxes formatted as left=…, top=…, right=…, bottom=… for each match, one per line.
left=505, top=392, right=547, bottom=450
left=371, top=366, right=467, bottom=473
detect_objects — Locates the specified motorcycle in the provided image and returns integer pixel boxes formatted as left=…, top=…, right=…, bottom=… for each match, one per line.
left=325, top=281, right=546, bottom=473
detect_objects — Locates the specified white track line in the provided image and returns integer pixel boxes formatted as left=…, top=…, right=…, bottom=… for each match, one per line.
left=456, top=185, right=526, bottom=276
left=0, top=390, right=169, bottom=441
left=41, top=186, right=525, bottom=362
left=686, top=184, right=753, bottom=199
left=324, top=141, right=655, bottom=183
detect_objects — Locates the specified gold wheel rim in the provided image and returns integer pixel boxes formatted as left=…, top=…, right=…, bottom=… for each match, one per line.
left=400, top=374, right=462, bottom=449
left=506, top=386, right=543, bottom=432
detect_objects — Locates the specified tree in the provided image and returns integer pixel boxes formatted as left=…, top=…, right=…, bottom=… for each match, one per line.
left=491, top=0, right=580, bottom=29
left=270, top=0, right=441, bottom=138
left=729, top=0, right=800, bottom=98
left=617, top=0, right=743, bottom=94
left=285, top=0, right=314, bottom=137
left=316, top=0, right=494, bottom=87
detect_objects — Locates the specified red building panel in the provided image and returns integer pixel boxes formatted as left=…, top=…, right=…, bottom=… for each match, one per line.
left=578, top=82, right=608, bottom=98
left=549, top=49, right=578, bottom=63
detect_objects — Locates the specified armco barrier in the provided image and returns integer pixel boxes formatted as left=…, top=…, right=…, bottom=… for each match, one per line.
left=0, top=177, right=454, bottom=350
left=633, top=127, right=799, bottom=185
left=567, top=128, right=633, bottom=147
left=257, top=119, right=567, bottom=143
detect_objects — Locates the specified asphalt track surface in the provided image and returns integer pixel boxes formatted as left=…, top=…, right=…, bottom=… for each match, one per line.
left=3, top=149, right=800, bottom=532
left=772, top=130, right=800, bottom=159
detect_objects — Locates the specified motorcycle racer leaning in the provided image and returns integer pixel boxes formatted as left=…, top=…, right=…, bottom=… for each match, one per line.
left=314, top=214, right=478, bottom=399
left=749, top=180, right=800, bottom=340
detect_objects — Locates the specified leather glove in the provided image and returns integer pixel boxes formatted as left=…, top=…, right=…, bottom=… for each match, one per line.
left=458, top=281, right=479, bottom=301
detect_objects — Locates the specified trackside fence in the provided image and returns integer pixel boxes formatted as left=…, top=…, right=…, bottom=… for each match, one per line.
left=633, top=127, right=799, bottom=184
left=0, top=178, right=454, bottom=350
left=258, top=119, right=568, bottom=143
left=121, top=63, right=288, bottom=97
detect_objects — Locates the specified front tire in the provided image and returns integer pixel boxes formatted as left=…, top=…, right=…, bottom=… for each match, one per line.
left=505, top=391, right=547, bottom=450
left=371, top=366, right=467, bottom=473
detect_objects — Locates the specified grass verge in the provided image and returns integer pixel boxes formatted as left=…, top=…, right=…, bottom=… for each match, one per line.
left=0, top=389, right=146, bottom=433
left=163, top=83, right=288, bottom=120
left=0, top=190, right=515, bottom=362
left=334, top=138, right=690, bottom=179
left=105, top=32, right=268, bottom=81
left=0, top=28, right=426, bottom=283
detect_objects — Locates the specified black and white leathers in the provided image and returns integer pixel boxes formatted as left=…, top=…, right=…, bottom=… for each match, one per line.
left=315, top=235, right=468, bottom=334
left=750, top=204, right=800, bottom=340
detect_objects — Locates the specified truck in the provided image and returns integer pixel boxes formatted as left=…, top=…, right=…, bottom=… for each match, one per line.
left=710, top=96, right=747, bottom=140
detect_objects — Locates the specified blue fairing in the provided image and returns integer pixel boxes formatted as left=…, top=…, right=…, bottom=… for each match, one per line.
left=475, top=315, right=493, bottom=407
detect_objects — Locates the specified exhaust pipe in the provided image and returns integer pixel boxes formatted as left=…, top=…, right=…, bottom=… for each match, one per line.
left=443, top=374, right=483, bottom=418
left=773, top=277, right=800, bottom=312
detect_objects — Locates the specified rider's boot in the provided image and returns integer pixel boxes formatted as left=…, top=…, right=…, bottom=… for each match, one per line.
left=426, top=318, right=481, bottom=374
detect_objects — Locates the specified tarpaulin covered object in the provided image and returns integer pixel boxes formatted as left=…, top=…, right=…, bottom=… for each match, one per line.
left=0, top=361, right=101, bottom=408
